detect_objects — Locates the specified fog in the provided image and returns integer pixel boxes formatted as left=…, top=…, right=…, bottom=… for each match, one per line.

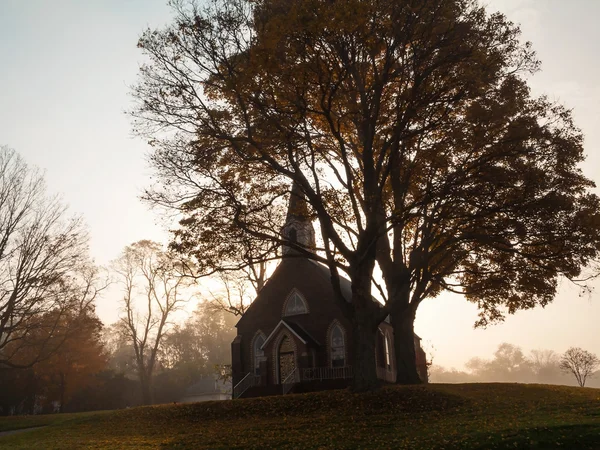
left=430, top=343, right=600, bottom=388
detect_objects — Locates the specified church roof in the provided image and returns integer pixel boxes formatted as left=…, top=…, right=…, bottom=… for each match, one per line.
left=261, top=319, right=321, bottom=349
left=305, top=259, right=354, bottom=303
left=306, top=260, right=421, bottom=339
left=236, top=255, right=421, bottom=340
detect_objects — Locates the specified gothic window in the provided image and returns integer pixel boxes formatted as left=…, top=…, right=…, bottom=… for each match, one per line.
left=384, top=333, right=392, bottom=371
left=330, top=324, right=345, bottom=368
left=253, top=334, right=266, bottom=376
left=377, top=330, right=385, bottom=367
left=283, top=290, right=308, bottom=316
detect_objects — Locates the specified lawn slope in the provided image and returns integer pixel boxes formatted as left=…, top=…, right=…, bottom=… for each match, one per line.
left=0, top=383, right=599, bottom=449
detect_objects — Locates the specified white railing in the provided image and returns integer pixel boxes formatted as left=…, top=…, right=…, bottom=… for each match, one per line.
left=233, top=373, right=259, bottom=399
left=282, top=368, right=300, bottom=394
left=301, top=366, right=353, bottom=381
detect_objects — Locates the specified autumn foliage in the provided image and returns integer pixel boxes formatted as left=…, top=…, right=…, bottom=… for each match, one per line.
left=132, top=0, right=600, bottom=390
left=0, top=310, right=107, bottom=414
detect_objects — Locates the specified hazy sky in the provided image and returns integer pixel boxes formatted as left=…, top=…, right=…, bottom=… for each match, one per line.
left=1, top=0, right=599, bottom=369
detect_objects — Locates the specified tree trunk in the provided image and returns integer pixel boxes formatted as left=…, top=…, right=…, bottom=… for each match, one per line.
left=140, top=371, right=154, bottom=405
left=59, top=372, right=66, bottom=413
left=351, top=317, right=379, bottom=392
left=391, top=309, right=422, bottom=384
left=348, top=255, right=380, bottom=392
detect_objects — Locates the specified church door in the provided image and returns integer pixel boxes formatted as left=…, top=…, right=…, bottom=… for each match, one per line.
left=278, top=335, right=296, bottom=383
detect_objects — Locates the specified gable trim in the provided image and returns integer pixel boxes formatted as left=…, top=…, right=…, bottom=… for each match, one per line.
left=281, top=288, right=310, bottom=317
left=261, top=320, right=308, bottom=349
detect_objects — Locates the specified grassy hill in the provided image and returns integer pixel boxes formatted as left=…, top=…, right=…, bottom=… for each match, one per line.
left=0, top=383, right=599, bottom=449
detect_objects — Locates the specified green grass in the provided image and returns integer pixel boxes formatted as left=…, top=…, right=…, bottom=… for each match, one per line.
left=1, top=383, right=599, bottom=449
left=0, top=410, right=112, bottom=433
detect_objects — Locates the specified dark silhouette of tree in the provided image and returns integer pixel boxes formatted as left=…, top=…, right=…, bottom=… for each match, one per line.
left=559, top=347, right=599, bottom=387
left=113, top=240, right=190, bottom=404
left=0, top=146, right=106, bottom=369
left=131, top=0, right=600, bottom=390
left=25, top=310, right=106, bottom=412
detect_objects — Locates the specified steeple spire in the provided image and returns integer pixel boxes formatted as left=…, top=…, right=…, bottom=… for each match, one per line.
left=281, top=182, right=316, bottom=256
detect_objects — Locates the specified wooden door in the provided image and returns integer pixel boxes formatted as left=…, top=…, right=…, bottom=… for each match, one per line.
left=278, top=336, right=295, bottom=383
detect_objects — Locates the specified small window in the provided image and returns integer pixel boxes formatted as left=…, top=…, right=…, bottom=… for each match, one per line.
left=384, top=334, right=391, bottom=371
left=253, top=334, right=265, bottom=376
left=330, top=324, right=345, bottom=368
left=283, top=291, right=308, bottom=316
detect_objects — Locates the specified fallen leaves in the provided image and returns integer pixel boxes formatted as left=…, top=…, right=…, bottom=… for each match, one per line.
left=1, top=383, right=599, bottom=449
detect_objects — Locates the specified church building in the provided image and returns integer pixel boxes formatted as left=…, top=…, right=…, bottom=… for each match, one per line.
left=231, top=185, right=428, bottom=398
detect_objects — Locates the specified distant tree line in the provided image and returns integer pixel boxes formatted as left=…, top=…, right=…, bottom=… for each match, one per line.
left=430, top=343, right=600, bottom=388
left=0, top=147, right=237, bottom=415
left=0, top=297, right=236, bottom=415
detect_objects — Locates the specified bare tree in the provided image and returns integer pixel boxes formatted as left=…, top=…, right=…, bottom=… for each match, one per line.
left=202, top=272, right=257, bottom=317
left=0, top=147, right=105, bottom=368
left=529, top=349, right=560, bottom=383
left=559, top=347, right=600, bottom=387
left=113, top=240, right=190, bottom=404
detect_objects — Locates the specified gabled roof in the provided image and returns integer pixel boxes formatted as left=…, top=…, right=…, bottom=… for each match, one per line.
left=305, top=259, right=354, bottom=303
left=261, top=319, right=320, bottom=350
left=283, top=320, right=320, bottom=346
left=306, top=260, right=422, bottom=340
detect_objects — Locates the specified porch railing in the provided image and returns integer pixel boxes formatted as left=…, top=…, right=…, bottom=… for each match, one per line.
left=235, top=366, right=355, bottom=398
left=282, top=368, right=300, bottom=395
left=301, top=366, right=353, bottom=381
left=233, top=373, right=259, bottom=399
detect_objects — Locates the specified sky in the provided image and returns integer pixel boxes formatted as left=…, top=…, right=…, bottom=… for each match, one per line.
left=1, top=0, right=599, bottom=370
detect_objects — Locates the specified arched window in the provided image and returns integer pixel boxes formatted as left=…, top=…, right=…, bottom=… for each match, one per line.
left=253, top=334, right=266, bottom=376
left=283, top=290, right=308, bottom=316
left=377, top=330, right=386, bottom=367
left=330, top=324, right=345, bottom=368
left=384, top=334, right=392, bottom=371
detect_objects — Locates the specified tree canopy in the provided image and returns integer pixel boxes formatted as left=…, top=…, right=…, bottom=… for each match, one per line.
left=132, top=0, right=600, bottom=389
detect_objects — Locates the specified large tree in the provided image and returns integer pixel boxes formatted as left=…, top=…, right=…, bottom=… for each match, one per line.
left=132, top=0, right=600, bottom=390
left=0, top=146, right=105, bottom=369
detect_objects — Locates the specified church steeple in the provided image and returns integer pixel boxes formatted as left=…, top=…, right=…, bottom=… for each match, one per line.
left=281, top=182, right=316, bottom=256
